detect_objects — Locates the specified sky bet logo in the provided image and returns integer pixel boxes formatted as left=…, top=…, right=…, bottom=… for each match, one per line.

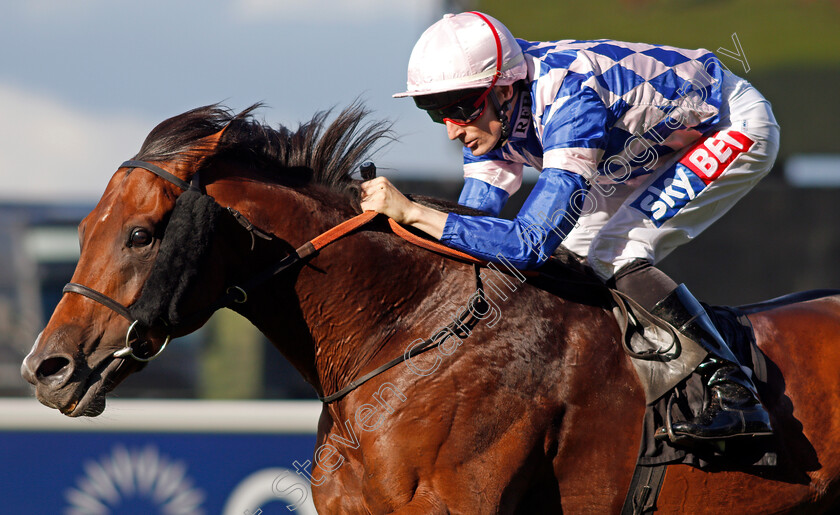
left=631, top=130, right=755, bottom=227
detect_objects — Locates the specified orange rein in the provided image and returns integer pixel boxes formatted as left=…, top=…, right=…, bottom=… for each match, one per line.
left=298, top=210, right=489, bottom=267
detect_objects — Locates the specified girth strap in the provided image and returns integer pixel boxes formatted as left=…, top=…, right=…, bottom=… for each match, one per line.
left=621, top=463, right=668, bottom=515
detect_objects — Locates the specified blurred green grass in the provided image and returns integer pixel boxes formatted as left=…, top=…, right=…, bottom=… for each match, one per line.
left=474, top=0, right=840, bottom=158
left=478, top=0, right=840, bottom=70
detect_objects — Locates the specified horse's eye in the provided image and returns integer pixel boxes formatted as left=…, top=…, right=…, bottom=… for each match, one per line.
left=129, top=228, right=152, bottom=247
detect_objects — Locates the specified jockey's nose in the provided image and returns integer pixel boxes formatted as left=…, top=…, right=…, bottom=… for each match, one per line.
left=445, top=120, right=466, bottom=141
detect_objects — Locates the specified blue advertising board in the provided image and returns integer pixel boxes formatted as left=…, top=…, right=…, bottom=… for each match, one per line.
left=0, top=399, right=323, bottom=514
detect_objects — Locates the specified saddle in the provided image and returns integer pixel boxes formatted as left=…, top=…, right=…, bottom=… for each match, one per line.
left=533, top=251, right=778, bottom=469
left=618, top=295, right=777, bottom=468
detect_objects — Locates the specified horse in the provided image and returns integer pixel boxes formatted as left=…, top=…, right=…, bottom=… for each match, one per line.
left=21, top=103, right=840, bottom=513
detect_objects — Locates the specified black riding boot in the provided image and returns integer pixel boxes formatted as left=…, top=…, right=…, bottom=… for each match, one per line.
left=652, top=285, right=773, bottom=441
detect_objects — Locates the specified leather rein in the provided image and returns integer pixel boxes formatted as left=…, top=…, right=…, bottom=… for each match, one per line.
left=63, top=159, right=490, bottom=394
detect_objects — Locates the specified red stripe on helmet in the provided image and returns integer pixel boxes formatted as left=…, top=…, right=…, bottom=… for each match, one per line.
left=467, top=11, right=503, bottom=108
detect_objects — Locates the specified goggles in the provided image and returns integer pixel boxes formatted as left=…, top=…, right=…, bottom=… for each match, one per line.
left=410, top=12, right=504, bottom=127
left=415, top=88, right=492, bottom=125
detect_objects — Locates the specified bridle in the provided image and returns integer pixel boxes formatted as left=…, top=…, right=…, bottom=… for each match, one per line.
left=62, top=159, right=491, bottom=369
left=62, top=158, right=313, bottom=362
left=62, top=282, right=172, bottom=362
left=62, top=160, right=192, bottom=362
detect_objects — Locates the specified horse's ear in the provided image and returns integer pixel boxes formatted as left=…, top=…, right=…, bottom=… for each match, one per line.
left=191, top=125, right=228, bottom=170
left=170, top=125, right=230, bottom=181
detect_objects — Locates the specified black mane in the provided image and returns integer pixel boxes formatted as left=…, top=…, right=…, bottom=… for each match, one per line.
left=134, top=102, right=484, bottom=216
left=134, top=102, right=394, bottom=196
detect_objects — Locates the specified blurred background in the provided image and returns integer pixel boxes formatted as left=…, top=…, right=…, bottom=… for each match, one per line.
left=1, top=0, right=838, bottom=513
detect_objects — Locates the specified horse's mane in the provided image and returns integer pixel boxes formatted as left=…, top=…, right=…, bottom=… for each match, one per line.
left=133, top=102, right=483, bottom=217
left=135, top=103, right=384, bottom=197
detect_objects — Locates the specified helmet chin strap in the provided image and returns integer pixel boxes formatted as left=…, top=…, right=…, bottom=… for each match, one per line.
left=488, top=89, right=513, bottom=151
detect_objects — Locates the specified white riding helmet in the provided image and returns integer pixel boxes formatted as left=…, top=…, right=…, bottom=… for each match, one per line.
left=393, top=12, right=527, bottom=98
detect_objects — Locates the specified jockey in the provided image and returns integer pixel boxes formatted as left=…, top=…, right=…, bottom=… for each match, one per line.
left=360, top=11, right=778, bottom=444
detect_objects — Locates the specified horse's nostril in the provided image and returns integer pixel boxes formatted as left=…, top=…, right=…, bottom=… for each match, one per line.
left=36, top=356, right=71, bottom=380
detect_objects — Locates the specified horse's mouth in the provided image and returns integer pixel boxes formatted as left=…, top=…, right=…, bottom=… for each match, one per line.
left=60, top=356, right=125, bottom=417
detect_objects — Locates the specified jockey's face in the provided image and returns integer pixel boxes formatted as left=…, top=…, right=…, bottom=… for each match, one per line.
left=443, top=85, right=514, bottom=156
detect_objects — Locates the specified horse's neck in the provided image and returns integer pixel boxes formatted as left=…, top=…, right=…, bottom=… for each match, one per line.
left=295, top=231, right=469, bottom=397
left=212, top=175, right=469, bottom=397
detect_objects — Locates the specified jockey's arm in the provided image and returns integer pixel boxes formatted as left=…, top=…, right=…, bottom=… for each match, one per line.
left=457, top=177, right=510, bottom=216
left=441, top=167, right=588, bottom=268
left=360, top=168, right=589, bottom=269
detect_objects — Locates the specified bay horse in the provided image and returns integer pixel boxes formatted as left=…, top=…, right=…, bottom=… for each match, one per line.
left=21, top=103, right=840, bottom=513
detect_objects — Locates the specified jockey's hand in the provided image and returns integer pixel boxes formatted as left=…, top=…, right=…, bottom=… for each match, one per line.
left=360, top=176, right=448, bottom=240
left=360, top=177, right=415, bottom=223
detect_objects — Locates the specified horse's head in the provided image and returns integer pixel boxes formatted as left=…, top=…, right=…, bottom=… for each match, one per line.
left=21, top=103, right=392, bottom=416
left=20, top=107, right=239, bottom=417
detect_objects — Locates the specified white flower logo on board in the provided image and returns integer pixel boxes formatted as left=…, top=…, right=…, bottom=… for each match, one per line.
left=65, top=444, right=205, bottom=514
